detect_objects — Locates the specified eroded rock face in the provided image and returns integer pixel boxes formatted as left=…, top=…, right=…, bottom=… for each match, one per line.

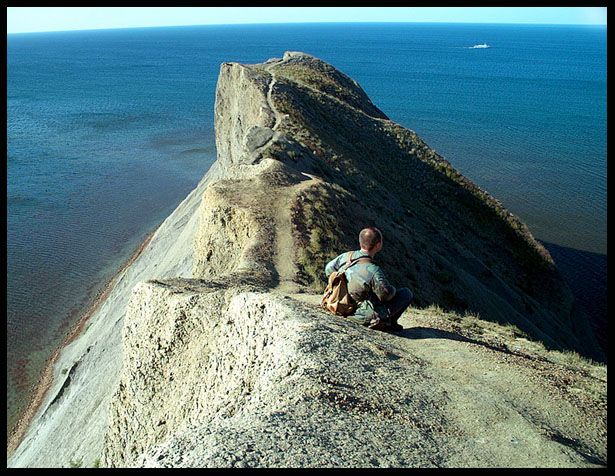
left=214, top=62, right=274, bottom=171
left=102, top=281, right=307, bottom=466
left=101, top=279, right=450, bottom=468
left=193, top=183, right=263, bottom=280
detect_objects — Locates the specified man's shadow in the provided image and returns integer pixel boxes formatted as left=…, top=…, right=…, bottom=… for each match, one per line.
left=390, top=326, right=526, bottom=359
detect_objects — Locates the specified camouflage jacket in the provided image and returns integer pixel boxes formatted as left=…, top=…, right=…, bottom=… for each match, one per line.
left=324, top=250, right=396, bottom=325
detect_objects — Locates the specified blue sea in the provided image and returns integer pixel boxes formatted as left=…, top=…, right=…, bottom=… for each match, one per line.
left=6, top=23, right=607, bottom=435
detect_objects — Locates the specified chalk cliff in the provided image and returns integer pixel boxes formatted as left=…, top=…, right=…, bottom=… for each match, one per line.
left=8, top=52, right=606, bottom=468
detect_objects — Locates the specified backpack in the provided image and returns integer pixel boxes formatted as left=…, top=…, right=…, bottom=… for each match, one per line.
left=321, top=252, right=372, bottom=316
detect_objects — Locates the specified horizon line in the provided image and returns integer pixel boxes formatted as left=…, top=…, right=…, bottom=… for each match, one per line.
left=6, top=20, right=607, bottom=35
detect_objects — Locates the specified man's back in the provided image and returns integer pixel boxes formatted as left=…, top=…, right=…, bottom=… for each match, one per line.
left=325, top=249, right=396, bottom=306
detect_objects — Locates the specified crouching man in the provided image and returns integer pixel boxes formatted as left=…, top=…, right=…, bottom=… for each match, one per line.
left=324, top=227, right=413, bottom=331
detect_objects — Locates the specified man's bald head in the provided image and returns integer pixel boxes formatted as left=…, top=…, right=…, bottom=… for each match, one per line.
left=359, top=227, right=383, bottom=252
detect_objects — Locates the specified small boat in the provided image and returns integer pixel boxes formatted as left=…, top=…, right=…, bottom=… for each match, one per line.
left=470, top=43, right=490, bottom=49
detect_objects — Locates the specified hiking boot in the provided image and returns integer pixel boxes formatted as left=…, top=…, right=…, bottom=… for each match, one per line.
left=367, top=316, right=386, bottom=330
left=387, top=323, right=404, bottom=332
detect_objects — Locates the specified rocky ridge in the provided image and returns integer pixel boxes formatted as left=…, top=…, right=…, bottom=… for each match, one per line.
left=8, top=52, right=606, bottom=468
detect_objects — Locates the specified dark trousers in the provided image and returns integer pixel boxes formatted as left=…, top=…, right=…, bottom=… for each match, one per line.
left=384, top=287, right=413, bottom=323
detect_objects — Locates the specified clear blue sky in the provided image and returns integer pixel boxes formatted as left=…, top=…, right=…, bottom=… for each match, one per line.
left=6, top=7, right=607, bottom=34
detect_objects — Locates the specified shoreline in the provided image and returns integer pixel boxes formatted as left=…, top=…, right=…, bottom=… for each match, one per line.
left=7, top=225, right=160, bottom=458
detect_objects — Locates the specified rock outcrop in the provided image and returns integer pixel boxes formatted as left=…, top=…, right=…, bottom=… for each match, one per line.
left=100, top=280, right=607, bottom=468
left=8, top=52, right=606, bottom=468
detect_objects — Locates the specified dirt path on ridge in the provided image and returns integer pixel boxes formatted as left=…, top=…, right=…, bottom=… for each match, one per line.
left=271, top=172, right=321, bottom=294
left=258, top=62, right=323, bottom=295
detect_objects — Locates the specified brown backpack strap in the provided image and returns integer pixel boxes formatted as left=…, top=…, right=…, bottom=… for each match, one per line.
left=341, top=251, right=372, bottom=272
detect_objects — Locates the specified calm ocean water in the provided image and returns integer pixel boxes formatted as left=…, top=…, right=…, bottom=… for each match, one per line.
left=6, top=23, right=607, bottom=434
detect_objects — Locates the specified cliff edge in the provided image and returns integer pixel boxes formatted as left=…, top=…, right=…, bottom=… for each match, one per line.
left=8, top=52, right=606, bottom=468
